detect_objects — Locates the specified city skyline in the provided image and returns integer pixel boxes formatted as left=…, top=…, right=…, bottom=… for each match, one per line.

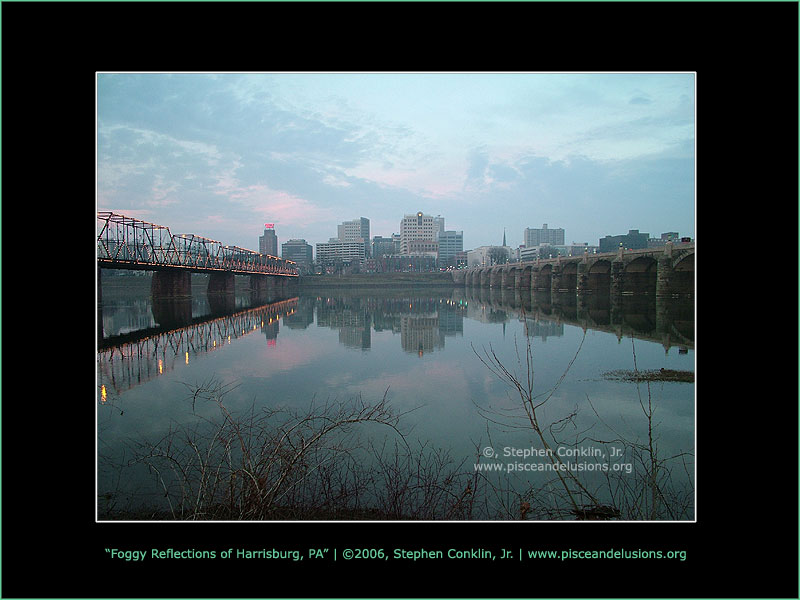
left=97, top=72, right=695, bottom=252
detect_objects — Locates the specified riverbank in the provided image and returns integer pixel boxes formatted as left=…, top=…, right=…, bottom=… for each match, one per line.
left=299, top=272, right=455, bottom=289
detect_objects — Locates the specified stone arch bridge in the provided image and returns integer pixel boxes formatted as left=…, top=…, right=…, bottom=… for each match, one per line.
left=453, top=242, right=694, bottom=298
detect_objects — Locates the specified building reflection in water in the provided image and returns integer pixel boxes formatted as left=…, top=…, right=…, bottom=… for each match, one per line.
left=311, top=295, right=466, bottom=356
left=291, top=290, right=692, bottom=356
left=99, top=288, right=693, bottom=401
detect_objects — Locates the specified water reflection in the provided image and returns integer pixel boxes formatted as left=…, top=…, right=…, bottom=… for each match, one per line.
left=99, top=288, right=694, bottom=397
left=312, top=296, right=465, bottom=355
left=455, top=288, right=693, bottom=352
left=304, top=289, right=693, bottom=352
left=98, top=285, right=695, bottom=520
left=98, top=297, right=299, bottom=395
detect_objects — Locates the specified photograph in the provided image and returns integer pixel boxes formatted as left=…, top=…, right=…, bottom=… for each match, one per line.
left=96, top=72, right=696, bottom=524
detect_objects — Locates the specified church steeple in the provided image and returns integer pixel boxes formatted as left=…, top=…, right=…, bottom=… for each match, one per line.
left=502, top=228, right=506, bottom=247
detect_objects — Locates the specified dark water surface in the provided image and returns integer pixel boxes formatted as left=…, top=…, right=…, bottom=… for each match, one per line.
left=97, top=274, right=695, bottom=521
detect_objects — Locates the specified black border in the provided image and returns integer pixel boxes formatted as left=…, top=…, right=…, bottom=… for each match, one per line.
left=2, top=1, right=797, bottom=598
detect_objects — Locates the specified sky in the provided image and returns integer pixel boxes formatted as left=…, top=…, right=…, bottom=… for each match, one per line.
left=96, top=72, right=695, bottom=253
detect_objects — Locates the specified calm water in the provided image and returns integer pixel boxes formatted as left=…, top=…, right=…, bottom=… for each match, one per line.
left=97, top=275, right=695, bottom=521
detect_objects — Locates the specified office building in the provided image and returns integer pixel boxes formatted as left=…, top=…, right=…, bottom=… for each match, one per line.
left=520, top=242, right=599, bottom=261
left=400, top=211, right=436, bottom=255
left=281, top=239, right=313, bottom=274
left=433, top=216, right=446, bottom=237
left=599, top=229, right=650, bottom=252
left=337, top=217, right=370, bottom=254
left=372, top=236, right=397, bottom=258
left=467, top=246, right=512, bottom=267
left=407, top=239, right=439, bottom=258
left=524, top=224, right=565, bottom=247
left=316, top=240, right=367, bottom=266
left=259, top=224, right=278, bottom=256
left=648, top=232, right=681, bottom=248
left=437, top=230, right=464, bottom=266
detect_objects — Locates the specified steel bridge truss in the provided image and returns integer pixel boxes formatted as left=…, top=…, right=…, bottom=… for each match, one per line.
left=97, top=212, right=297, bottom=275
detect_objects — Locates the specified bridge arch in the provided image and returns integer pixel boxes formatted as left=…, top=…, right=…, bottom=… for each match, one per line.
left=480, top=268, right=490, bottom=288
left=534, top=264, right=552, bottom=291
left=502, top=266, right=517, bottom=289
left=559, top=262, right=578, bottom=292
left=623, top=256, right=658, bottom=294
left=517, top=264, right=532, bottom=290
left=490, top=267, right=503, bottom=288
left=671, top=252, right=694, bottom=296
left=585, top=259, right=611, bottom=294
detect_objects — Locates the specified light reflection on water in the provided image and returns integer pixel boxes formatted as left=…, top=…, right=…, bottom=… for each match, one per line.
left=97, top=282, right=694, bottom=521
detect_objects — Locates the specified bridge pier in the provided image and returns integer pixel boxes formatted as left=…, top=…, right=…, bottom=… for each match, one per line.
left=152, top=270, right=191, bottom=297
left=517, top=267, right=531, bottom=292
left=656, top=242, right=674, bottom=297
left=551, top=261, right=563, bottom=294
left=577, top=260, right=590, bottom=295
left=208, top=272, right=235, bottom=295
left=610, top=256, right=625, bottom=297
left=656, top=257, right=673, bottom=297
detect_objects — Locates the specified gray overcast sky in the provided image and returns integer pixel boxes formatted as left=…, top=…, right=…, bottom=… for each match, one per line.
left=97, top=72, right=695, bottom=253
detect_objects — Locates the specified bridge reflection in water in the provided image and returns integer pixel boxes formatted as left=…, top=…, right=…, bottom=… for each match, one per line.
left=454, top=287, right=694, bottom=353
left=279, top=288, right=692, bottom=354
left=98, top=288, right=693, bottom=401
left=98, top=297, right=298, bottom=398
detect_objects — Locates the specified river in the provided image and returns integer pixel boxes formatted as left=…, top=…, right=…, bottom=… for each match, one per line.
left=97, top=272, right=695, bottom=521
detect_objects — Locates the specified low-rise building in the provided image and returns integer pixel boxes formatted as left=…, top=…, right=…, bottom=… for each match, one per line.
left=599, top=229, right=650, bottom=252
left=315, top=239, right=366, bottom=267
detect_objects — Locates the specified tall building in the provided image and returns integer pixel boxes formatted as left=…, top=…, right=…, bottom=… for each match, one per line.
left=400, top=211, right=436, bottom=255
left=524, top=224, right=564, bottom=247
left=281, top=239, right=313, bottom=274
left=337, top=217, right=369, bottom=247
left=259, top=224, right=278, bottom=256
left=437, top=230, right=464, bottom=266
left=433, top=216, right=446, bottom=237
